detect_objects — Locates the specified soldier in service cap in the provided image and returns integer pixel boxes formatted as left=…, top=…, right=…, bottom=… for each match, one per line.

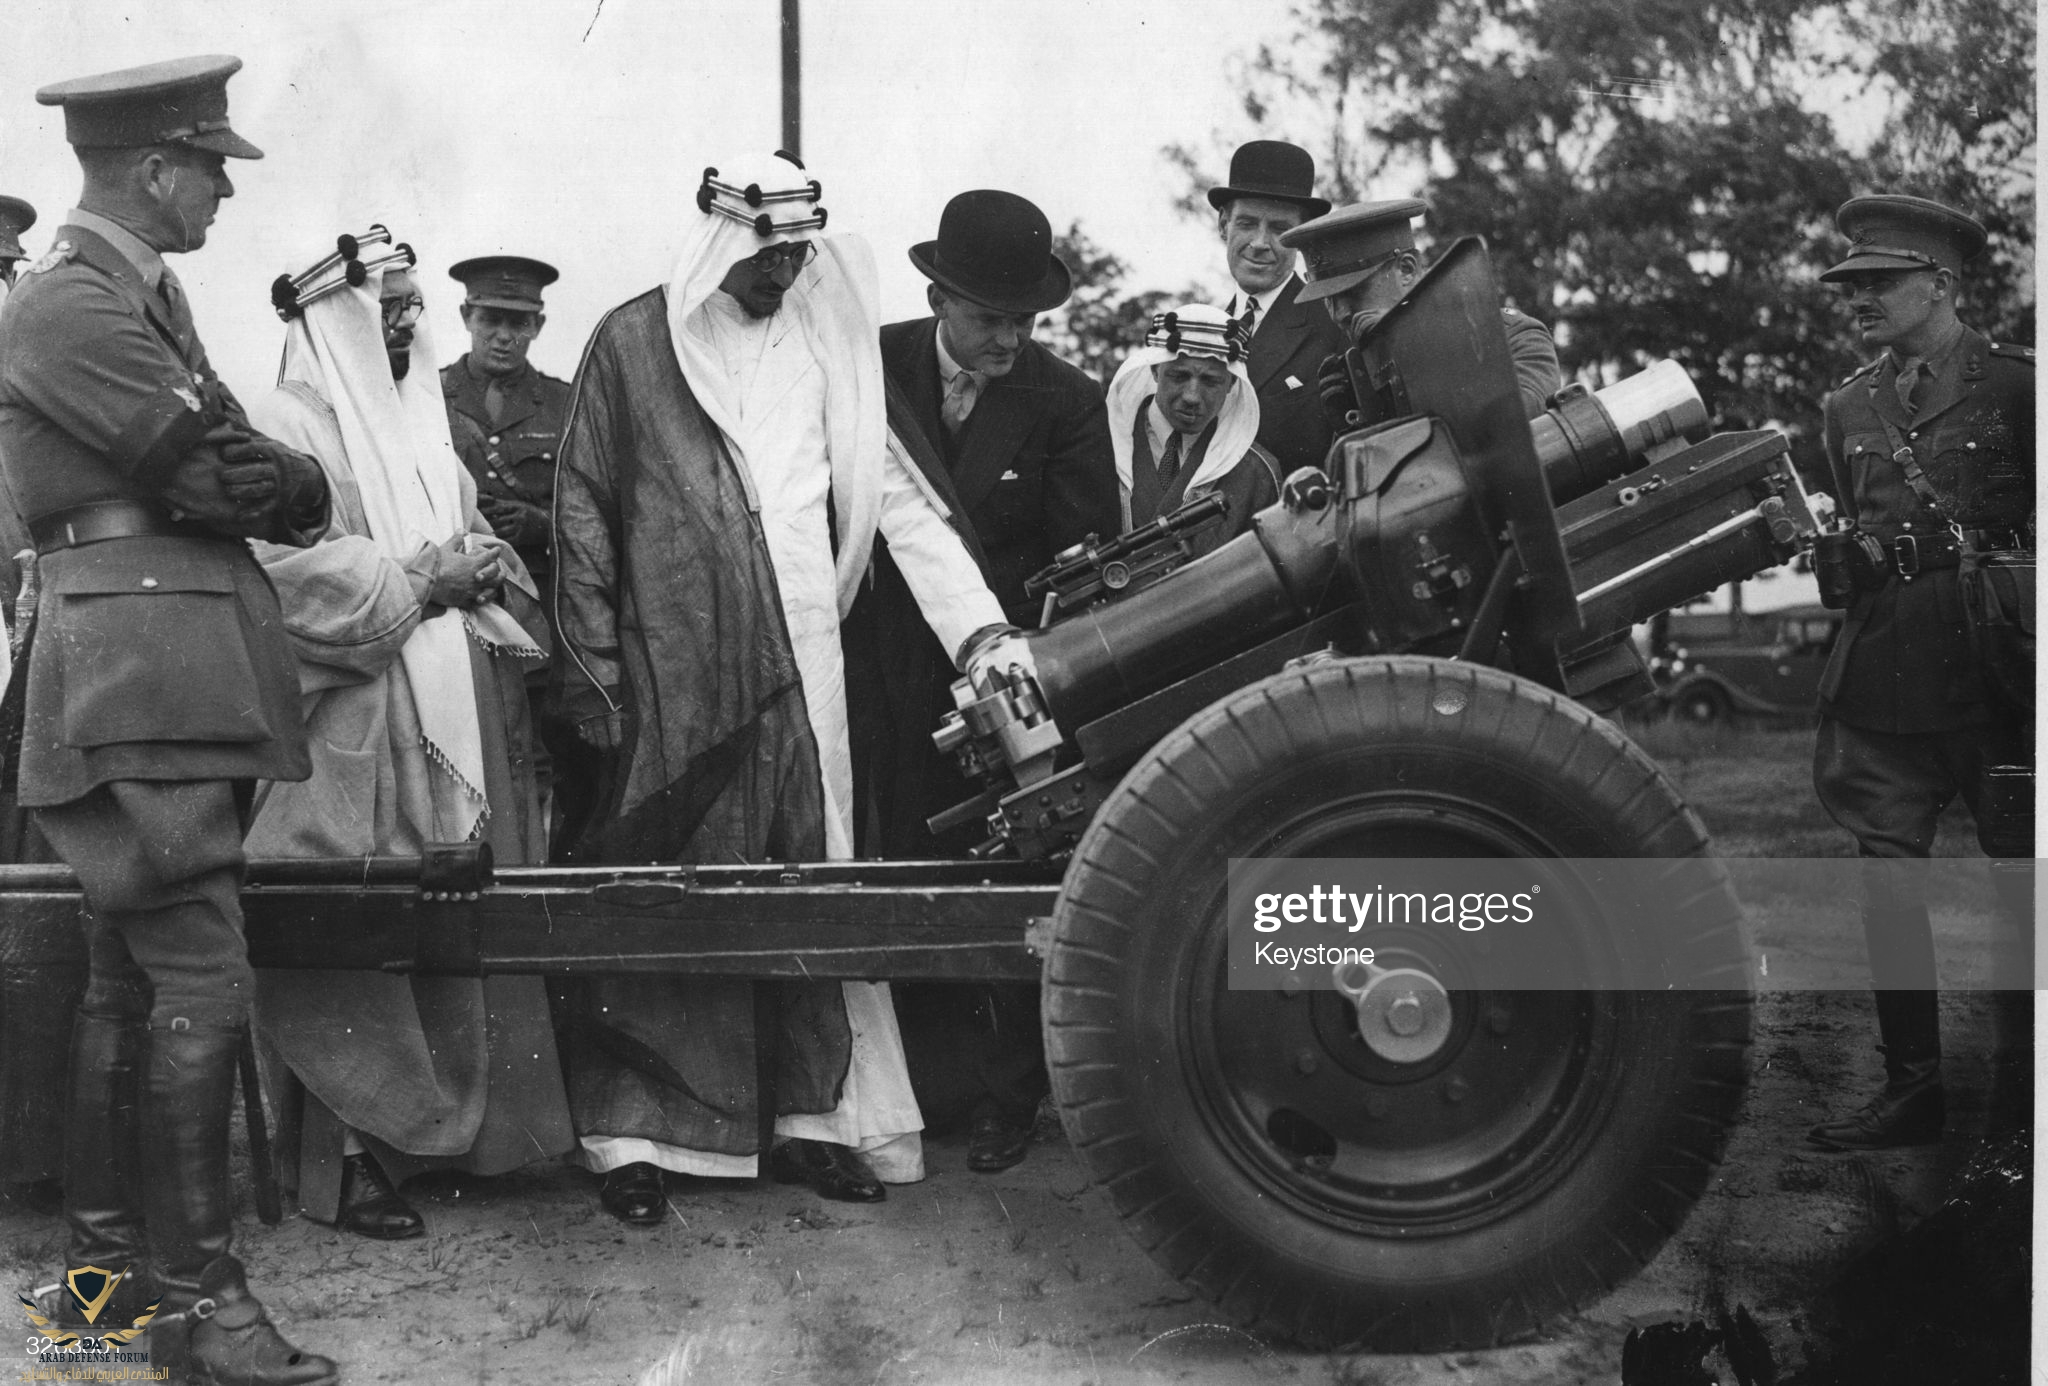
left=1807, top=194, right=2035, bottom=1152
left=439, top=255, right=583, bottom=848
left=0, top=54, right=337, bottom=1385
left=1283, top=197, right=1562, bottom=418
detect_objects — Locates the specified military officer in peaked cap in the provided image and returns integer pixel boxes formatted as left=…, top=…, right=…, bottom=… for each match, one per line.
left=1806, top=195, right=2035, bottom=1152
left=440, top=255, right=585, bottom=851
left=0, top=55, right=338, bottom=1385
left=0, top=195, right=36, bottom=293
left=1282, top=197, right=1563, bottom=419
left=1207, top=140, right=1350, bottom=475
left=442, top=255, right=571, bottom=587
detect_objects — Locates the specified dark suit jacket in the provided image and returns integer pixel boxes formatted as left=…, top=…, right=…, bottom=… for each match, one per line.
left=878, top=320, right=1117, bottom=618
left=1245, top=274, right=1351, bottom=477
left=0, top=226, right=321, bottom=805
left=845, top=321, right=1116, bottom=855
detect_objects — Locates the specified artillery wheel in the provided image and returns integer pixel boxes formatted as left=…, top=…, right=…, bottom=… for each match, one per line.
left=1042, top=656, right=1750, bottom=1352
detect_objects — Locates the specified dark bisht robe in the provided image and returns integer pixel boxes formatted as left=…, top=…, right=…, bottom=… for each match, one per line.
left=551, top=288, right=849, bottom=1155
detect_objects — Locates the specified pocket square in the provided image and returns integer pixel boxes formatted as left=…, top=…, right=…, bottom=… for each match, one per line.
left=1285, top=374, right=1305, bottom=390
left=999, top=469, right=1020, bottom=481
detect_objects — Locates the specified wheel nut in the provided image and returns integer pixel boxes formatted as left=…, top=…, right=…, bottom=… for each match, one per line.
left=1385, top=992, right=1424, bottom=1037
left=1295, top=1049, right=1320, bottom=1076
left=1442, top=1076, right=1470, bottom=1103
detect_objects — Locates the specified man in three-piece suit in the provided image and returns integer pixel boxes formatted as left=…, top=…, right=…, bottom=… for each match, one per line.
left=845, top=188, right=1117, bottom=1174
left=1210, top=140, right=1350, bottom=476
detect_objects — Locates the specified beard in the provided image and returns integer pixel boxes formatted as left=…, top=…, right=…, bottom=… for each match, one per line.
left=388, top=348, right=412, bottom=381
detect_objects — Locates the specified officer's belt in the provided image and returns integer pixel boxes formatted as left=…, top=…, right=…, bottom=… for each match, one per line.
left=30, top=500, right=213, bottom=555
left=1864, top=529, right=1960, bottom=578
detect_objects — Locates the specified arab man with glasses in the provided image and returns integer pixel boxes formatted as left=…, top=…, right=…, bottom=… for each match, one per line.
left=241, top=234, right=572, bottom=1243
left=551, top=152, right=1021, bottom=1219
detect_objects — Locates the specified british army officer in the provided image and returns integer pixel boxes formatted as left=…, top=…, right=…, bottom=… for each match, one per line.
left=0, top=56, right=338, bottom=1385
left=1806, top=195, right=2034, bottom=1152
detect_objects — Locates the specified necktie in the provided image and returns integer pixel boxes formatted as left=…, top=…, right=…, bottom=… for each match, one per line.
left=941, top=369, right=980, bottom=434
left=156, top=268, right=193, bottom=353
left=1242, top=295, right=1261, bottom=336
left=1893, top=360, right=1923, bottom=417
left=1157, top=430, right=1185, bottom=487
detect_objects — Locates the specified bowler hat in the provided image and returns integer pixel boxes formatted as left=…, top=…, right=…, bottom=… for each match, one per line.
left=1820, top=194, right=1987, bottom=282
left=0, top=196, right=35, bottom=262
left=36, top=55, right=262, bottom=159
left=908, top=190, right=1072, bottom=315
left=1207, top=140, right=1332, bottom=219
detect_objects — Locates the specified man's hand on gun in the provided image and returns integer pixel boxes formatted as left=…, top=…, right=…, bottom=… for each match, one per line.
left=961, top=623, right=1039, bottom=694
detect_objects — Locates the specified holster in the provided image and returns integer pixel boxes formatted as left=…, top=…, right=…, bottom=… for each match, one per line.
left=1958, top=544, right=2034, bottom=717
left=1812, top=526, right=1888, bottom=610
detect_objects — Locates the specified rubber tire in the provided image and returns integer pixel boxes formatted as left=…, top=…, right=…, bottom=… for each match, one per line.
left=1676, top=682, right=1731, bottom=725
left=1044, top=655, right=1750, bottom=1352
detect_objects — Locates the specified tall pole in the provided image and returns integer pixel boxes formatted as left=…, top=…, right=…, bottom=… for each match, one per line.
left=780, top=0, right=801, bottom=158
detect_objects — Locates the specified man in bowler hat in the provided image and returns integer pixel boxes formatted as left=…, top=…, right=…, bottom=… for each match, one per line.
left=1805, top=194, right=2034, bottom=1151
left=1209, top=140, right=1351, bottom=474
left=847, top=188, right=1117, bottom=1172
left=0, top=55, right=338, bottom=1384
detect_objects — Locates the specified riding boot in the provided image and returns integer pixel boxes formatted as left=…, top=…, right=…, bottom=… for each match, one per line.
left=138, top=1023, right=336, bottom=1386
left=1808, top=989, right=1945, bottom=1150
left=55, top=1009, right=156, bottom=1333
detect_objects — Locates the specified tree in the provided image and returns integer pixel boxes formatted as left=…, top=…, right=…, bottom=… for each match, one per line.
left=1178, top=0, right=2035, bottom=478
left=1041, top=222, right=1181, bottom=385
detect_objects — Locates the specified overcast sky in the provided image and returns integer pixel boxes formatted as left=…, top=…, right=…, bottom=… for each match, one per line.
left=3, top=0, right=1306, bottom=389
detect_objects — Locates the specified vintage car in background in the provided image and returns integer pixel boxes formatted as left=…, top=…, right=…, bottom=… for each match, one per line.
left=1643, top=602, right=1844, bottom=723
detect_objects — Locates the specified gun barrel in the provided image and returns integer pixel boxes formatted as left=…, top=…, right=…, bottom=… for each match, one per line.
left=1531, top=361, right=1708, bottom=505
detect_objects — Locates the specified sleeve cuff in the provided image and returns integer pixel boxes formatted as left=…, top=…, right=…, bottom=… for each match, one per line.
left=119, top=390, right=215, bottom=489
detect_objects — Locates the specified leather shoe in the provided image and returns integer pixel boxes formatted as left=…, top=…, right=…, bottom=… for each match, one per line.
left=967, top=1112, right=1034, bottom=1173
left=336, top=1152, right=424, bottom=1240
left=1807, top=1064, right=1945, bottom=1151
left=767, top=1138, right=884, bottom=1203
left=599, top=1162, right=666, bottom=1226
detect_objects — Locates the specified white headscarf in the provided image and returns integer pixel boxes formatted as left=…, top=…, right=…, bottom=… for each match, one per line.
left=663, top=153, right=886, bottom=618
left=272, top=237, right=539, bottom=840
left=1106, top=303, right=1262, bottom=528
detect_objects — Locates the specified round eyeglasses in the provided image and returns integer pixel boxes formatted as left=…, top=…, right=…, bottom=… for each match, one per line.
left=749, top=241, right=816, bottom=274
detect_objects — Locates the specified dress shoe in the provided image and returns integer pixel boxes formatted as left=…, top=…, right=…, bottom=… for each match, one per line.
left=336, top=1152, right=425, bottom=1240
left=767, top=1138, right=884, bottom=1203
left=967, top=1112, right=1034, bottom=1173
left=599, top=1162, right=666, bottom=1226
left=1807, top=1061, right=1945, bottom=1151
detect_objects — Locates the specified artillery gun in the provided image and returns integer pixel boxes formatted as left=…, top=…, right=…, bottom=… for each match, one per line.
left=0, top=240, right=1820, bottom=1353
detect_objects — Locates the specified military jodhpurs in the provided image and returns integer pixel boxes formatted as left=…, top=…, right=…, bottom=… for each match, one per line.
left=32, top=779, right=255, bottom=1031
left=1813, top=716, right=2032, bottom=992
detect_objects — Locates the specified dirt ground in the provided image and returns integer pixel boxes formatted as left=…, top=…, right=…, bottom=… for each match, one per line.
left=1, top=724, right=2030, bottom=1385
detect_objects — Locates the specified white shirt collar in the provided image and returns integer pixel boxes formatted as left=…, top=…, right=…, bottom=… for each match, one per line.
left=67, top=207, right=165, bottom=290
left=934, top=322, right=981, bottom=386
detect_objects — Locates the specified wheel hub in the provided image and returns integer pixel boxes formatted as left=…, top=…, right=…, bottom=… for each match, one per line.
left=1335, top=962, right=1453, bottom=1064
